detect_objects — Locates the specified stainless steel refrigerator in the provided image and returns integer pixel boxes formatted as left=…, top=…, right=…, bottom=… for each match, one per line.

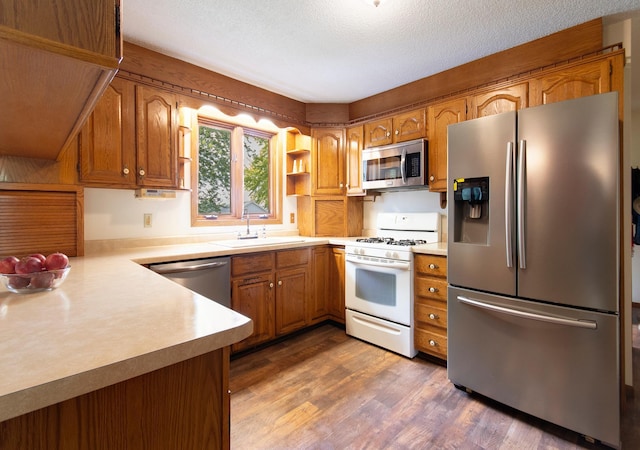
left=447, top=92, right=620, bottom=448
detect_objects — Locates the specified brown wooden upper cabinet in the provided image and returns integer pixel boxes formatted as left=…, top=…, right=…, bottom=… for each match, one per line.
left=80, top=78, right=179, bottom=189
left=345, top=125, right=365, bottom=196
left=363, top=108, right=427, bottom=148
left=311, top=128, right=346, bottom=195
left=79, top=77, right=136, bottom=186
left=529, top=57, right=613, bottom=106
left=469, top=83, right=529, bottom=119
left=0, top=0, right=122, bottom=160
left=426, top=98, right=467, bottom=192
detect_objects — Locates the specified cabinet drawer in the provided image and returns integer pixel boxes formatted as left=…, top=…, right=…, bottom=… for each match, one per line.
left=232, top=253, right=275, bottom=277
left=415, top=276, right=447, bottom=301
left=276, top=248, right=309, bottom=269
left=415, top=254, right=447, bottom=278
left=415, top=328, right=448, bottom=358
left=415, top=301, right=447, bottom=329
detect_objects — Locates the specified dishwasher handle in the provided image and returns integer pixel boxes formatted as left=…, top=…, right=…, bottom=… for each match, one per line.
left=150, top=260, right=229, bottom=275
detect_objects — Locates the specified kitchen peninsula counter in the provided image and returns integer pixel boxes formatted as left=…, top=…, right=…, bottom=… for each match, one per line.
left=0, top=249, right=255, bottom=449
left=0, top=236, right=445, bottom=448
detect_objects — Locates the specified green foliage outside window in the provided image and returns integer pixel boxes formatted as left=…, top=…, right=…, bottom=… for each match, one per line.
left=197, top=122, right=272, bottom=217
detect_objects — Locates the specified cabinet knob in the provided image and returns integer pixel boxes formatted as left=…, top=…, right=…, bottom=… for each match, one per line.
left=428, top=313, right=439, bottom=320
left=278, top=280, right=283, bottom=286
left=139, top=168, right=146, bottom=177
left=429, top=175, right=435, bottom=181
left=429, top=339, right=438, bottom=347
left=395, top=129, right=399, bottom=135
left=340, top=183, right=344, bottom=189
left=386, top=131, right=391, bottom=137
left=122, top=166, right=130, bottom=175
left=429, top=263, right=438, bottom=269
left=269, top=282, right=274, bottom=288
left=429, top=287, right=438, bottom=293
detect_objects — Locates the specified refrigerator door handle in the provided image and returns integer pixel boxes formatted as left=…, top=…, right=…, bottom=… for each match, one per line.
left=505, top=142, right=514, bottom=268
left=456, top=296, right=597, bottom=329
left=517, top=140, right=526, bottom=269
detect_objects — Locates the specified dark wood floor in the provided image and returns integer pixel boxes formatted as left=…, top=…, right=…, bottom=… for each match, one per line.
left=230, top=310, right=640, bottom=449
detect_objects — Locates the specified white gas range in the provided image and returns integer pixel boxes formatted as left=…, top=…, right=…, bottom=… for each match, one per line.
left=345, top=212, right=440, bottom=358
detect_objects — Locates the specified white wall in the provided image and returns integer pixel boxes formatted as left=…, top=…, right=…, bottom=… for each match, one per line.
left=363, top=189, right=447, bottom=238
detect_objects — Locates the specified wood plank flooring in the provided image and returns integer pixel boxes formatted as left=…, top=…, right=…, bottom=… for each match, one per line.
left=230, top=313, right=640, bottom=449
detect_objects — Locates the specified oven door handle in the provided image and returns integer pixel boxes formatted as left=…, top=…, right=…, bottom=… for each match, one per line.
left=346, top=254, right=411, bottom=270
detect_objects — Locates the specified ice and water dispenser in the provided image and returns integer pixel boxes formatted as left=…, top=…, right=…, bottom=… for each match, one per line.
left=452, top=177, right=489, bottom=244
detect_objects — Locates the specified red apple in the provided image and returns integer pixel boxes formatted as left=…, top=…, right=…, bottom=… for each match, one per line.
left=30, top=272, right=55, bottom=289
left=45, top=252, right=69, bottom=271
left=8, top=275, right=30, bottom=289
left=28, top=253, right=47, bottom=266
left=0, top=256, right=19, bottom=274
left=15, top=256, right=43, bottom=274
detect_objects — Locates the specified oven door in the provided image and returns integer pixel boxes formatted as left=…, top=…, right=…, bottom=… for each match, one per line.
left=345, top=253, right=412, bottom=325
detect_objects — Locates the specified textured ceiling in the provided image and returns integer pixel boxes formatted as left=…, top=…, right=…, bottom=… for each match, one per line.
left=123, top=0, right=640, bottom=103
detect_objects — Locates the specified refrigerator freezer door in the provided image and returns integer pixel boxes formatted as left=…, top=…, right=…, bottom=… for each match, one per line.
left=448, top=111, right=517, bottom=296
left=517, top=92, right=619, bottom=312
left=448, top=286, right=620, bottom=448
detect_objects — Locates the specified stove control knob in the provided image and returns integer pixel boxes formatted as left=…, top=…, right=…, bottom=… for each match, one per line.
left=385, top=250, right=392, bottom=258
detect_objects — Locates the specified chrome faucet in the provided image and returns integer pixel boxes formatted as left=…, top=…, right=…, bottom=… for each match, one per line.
left=239, top=208, right=258, bottom=239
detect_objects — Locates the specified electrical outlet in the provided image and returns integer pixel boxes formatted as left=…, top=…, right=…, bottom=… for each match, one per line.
left=144, top=213, right=152, bottom=228
left=290, top=213, right=295, bottom=223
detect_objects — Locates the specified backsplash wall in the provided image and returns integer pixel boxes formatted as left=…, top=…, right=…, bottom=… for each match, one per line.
left=363, top=189, right=447, bottom=240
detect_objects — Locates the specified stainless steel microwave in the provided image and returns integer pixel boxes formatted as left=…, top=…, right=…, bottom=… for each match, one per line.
left=362, top=138, right=428, bottom=190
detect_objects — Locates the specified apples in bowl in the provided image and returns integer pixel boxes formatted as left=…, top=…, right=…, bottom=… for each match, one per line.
left=0, top=252, right=70, bottom=293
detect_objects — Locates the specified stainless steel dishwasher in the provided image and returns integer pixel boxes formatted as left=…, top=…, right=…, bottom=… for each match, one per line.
left=148, top=257, right=231, bottom=307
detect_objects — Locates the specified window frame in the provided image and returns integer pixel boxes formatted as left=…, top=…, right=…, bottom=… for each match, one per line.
left=190, top=116, right=283, bottom=228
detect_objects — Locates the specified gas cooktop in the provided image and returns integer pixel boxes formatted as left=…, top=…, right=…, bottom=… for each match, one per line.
left=355, top=237, right=429, bottom=246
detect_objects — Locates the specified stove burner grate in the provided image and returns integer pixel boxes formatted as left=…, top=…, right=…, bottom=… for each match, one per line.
left=355, top=237, right=428, bottom=246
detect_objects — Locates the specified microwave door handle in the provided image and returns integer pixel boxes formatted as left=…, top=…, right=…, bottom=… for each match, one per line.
left=400, top=148, right=407, bottom=183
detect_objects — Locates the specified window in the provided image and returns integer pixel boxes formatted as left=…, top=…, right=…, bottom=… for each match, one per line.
left=192, top=117, right=281, bottom=226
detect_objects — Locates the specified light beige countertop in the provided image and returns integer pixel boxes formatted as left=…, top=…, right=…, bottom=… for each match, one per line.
left=412, top=242, right=448, bottom=256
left=0, top=253, right=254, bottom=423
left=0, top=236, right=445, bottom=423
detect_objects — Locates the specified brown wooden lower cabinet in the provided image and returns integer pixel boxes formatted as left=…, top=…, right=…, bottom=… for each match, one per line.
left=0, top=349, right=230, bottom=450
left=231, top=248, right=313, bottom=352
left=414, top=254, right=448, bottom=360
left=328, top=246, right=345, bottom=322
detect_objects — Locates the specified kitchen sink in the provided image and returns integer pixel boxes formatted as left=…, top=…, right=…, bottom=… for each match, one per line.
left=211, top=237, right=306, bottom=248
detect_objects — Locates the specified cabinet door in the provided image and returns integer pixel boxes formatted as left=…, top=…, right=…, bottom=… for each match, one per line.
left=275, top=267, right=308, bottom=335
left=393, top=108, right=426, bottom=142
left=309, top=247, right=329, bottom=323
left=328, top=247, right=345, bottom=322
left=231, top=274, right=275, bottom=352
left=136, top=85, right=178, bottom=188
left=345, top=125, right=365, bottom=196
left=364, top=117, right=393, bottom=148
left=79, top=77, right=136, bottom=186
left=311, top=128, right=345, bottom=195
left=469, top=83, right=528, bottom=119
left=529, top=58, right=611, bottom=106
left=427, top=97, right=467, bottom=192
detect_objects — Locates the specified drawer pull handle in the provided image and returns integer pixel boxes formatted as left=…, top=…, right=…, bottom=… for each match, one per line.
left=429, top=263, right=439, bottom=269
left=428, top=313, right=439, bottom=320
left=429, top=287, right=438, bottom=293
left=429, top=339, right=438, bottom=347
